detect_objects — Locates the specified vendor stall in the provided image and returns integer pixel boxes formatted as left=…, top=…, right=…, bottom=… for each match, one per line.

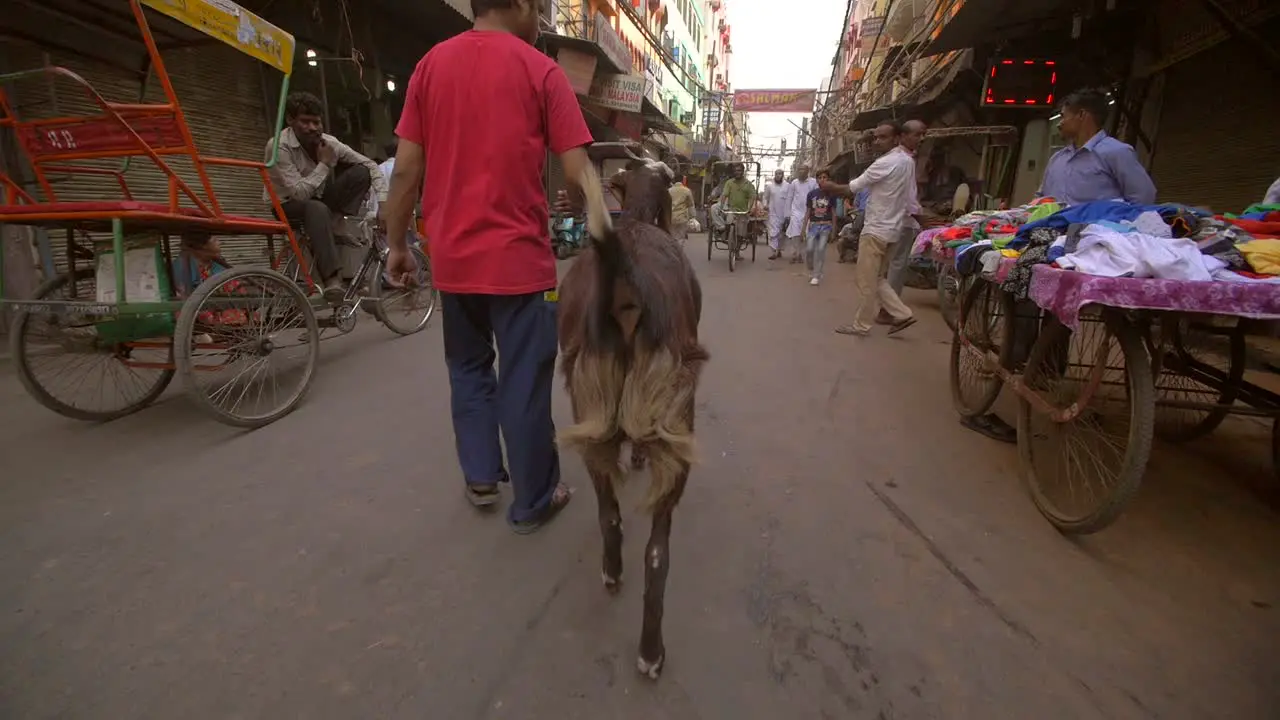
left=942, top=195, right=1280, bottom=534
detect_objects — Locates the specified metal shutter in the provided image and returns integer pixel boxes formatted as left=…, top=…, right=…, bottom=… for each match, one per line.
left=1, top=41, right=271, bottom=269
left=1150, top=26, right=1280, bottom=213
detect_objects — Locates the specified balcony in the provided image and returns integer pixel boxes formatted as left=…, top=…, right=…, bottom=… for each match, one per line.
left=885, top=0, right=931, bottom=43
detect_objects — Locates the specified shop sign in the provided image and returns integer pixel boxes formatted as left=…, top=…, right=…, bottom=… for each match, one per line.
left=594, top=14, right=632, bottom=71
left=588, top=73, right=645, bottom=112
left=612, top=111, right=644, bottom=141
left=731, top=89, right=816, bottom=113
left=860, top=16, right=885, bottom=38
left=644, top=71, right=661, bottom=105
left=557, top=47, right=598, bottom=95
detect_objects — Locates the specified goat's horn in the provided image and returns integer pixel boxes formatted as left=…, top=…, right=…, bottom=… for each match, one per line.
left=580, top=162, right=613, bottom=241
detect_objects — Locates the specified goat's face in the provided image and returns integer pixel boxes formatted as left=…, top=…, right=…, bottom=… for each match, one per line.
left=610, top=159, right=674, bottom=233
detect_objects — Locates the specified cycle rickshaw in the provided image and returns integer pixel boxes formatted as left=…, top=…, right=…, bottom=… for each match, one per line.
left=701, top=160, right=762, bottom=272
left=0, top=0, right=436, bottom=428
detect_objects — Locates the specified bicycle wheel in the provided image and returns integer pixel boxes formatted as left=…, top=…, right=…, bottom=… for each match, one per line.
left=727, top=226, right=737, bottom=272
left=750, top=226, right=758, bottom=261
left=1017, top=310, right=1154, bottom=535
left=175, top=267, right=320, bottom=428
left=706, top=231, right=714, bottom=261
left=372, top=244, right=437, bottom=335
left=1151, top=317, right=1245, bottom=443
left=11, top=268, right=174, bottom=421
left=937, top=262, right=963, bottom=333
left=949, top=279, right=1012, bottom=418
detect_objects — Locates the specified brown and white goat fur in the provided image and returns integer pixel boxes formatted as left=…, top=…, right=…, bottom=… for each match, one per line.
left=557, top=158, right=707, bottom=679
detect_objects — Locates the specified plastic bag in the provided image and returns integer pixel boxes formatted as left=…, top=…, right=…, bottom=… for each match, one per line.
left=687, top=218, right=701, bottom=233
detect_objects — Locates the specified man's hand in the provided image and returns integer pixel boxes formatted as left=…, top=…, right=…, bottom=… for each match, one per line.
left=385, top=245, right=416, bottom=288
left=317, top=140, right=337, bottom=167
left=552, top=190, right=574, bottom=215
left=819, top=179, right=844, bottom=195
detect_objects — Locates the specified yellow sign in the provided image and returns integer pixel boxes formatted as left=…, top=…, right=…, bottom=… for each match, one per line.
left=141, top=0, right=296, bottom=74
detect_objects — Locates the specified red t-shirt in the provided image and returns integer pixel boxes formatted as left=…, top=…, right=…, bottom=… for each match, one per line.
left=396, top=31, right=593, bottom=295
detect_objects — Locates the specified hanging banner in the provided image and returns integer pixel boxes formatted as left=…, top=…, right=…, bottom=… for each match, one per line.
left=731, top=89, right=816, bottom=113
left=588, top=73, right=646, bottom=113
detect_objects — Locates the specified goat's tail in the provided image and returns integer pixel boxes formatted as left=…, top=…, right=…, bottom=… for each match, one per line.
left=578, top=162, right=625, bottom=296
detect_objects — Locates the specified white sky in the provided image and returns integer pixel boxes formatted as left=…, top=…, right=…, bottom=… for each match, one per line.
left=728, top=0, right=849, bottom=174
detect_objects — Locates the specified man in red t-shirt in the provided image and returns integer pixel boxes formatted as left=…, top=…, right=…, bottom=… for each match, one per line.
left=381, top=0, right=595, bottom=533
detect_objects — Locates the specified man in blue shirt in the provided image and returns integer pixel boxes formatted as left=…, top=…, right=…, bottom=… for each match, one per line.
left=1039, top=89, right=1157, bottom=206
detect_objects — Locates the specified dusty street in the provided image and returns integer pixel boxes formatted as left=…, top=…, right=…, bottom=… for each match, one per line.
left=1, top=238, right=1278, bottom=719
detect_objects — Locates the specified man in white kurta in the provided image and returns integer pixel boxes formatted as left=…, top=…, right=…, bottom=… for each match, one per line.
left=786, top=164, right=818, bottom=264
left=762, top=169, right=792, bottom=259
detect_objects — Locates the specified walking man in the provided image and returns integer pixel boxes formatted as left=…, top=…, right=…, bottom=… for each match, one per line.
left=763, top=169, right=792, bottom=259
left=821, top=120, right=917, bottom=337
left=669, top=175, right=694, bottom=244
left=802, top=170, right=836, bottom=286
left=381, top=0, right=594, bottom=533
left=786, top=164, right=818, bottom=264
left=885, top=120, right=928, bottom=307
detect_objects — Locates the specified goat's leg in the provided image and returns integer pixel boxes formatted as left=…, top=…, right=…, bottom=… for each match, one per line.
left=637, top=463, right=689, bottom=680
left=583, top=441, right=624, bottom=592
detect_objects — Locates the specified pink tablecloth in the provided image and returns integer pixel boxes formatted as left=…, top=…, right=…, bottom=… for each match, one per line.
left=1029, top=265, right=1280, bottom=329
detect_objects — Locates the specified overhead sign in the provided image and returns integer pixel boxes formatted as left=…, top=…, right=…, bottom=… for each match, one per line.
left=594, top=14, right=631, bottom=72
left=732, top=89, right=816, bottom=113
left=141, top=0, right=295, bottom=74
left=588, top=73, right=645, bottom=112
left=981, top=58, right=1058, bottom=107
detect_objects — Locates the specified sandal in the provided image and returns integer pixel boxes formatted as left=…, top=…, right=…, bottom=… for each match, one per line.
left=835, top=324, right=869, bottom=336
left=960, top=414, right=1017, bottom=444
left=887, top=317, right=917, bottom=336
left=509, top=483, right=574, bottom=535
left=464, top=482, right=501, bottom=509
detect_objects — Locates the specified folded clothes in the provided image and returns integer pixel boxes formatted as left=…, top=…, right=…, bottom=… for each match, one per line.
left=1056, top=224, right=1211, bottom=281
left=1237, top=239, right=1280, bottom=275
left=1227, top=217, right=1280, bottom=238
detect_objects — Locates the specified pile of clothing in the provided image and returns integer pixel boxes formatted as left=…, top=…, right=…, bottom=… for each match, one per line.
left=991, top=200, right=1280, bottom=299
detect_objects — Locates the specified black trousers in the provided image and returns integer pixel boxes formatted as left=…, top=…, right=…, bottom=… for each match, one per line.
left=281, top=163, right=371, bottom=280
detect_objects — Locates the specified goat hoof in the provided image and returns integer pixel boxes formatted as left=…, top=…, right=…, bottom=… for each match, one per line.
left=636, top=653, right=664, bottom=679
left=602, top=572, right=622, bottom=594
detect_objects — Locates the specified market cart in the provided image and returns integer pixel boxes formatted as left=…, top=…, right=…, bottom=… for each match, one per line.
left=948, top=206, right=1280, bottom=535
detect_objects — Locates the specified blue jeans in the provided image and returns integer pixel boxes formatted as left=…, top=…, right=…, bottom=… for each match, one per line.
left=441, top=291, right=561, bottom=524
left=806, top=224, right=832, bottom=278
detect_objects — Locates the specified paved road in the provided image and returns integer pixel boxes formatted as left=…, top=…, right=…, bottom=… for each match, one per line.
left=2, top=237, right=1278, bottom=719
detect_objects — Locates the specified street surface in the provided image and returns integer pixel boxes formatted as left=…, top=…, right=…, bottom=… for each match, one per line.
left=2, top=236, right=1278, bottom=719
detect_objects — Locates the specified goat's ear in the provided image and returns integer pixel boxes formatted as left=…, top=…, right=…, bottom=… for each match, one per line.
left=608, top=170, right=628, bottom=203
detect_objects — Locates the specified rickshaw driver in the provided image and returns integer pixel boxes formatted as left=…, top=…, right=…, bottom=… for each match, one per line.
left=720, top=162, right=757, bottom=260
left=265, top=91, right=388, bottom=303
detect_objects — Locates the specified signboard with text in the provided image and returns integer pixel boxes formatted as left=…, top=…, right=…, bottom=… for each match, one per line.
left=588, top=73, right=645, bottom=113
left=594, top=14, right=631, bottom=72
left=731, top=89, right=816, bottom=113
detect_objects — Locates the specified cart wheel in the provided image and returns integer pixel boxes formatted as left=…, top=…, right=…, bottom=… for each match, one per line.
left=372, top=244, right=437, bottom=336
left=728, top=227, right=737, bottom=273
left=175, top=267, right=320, bottom=428
left=950, top=279, right=1012, bottom=417
left=751, top=229, right=757, bottom=262
left=1017, top=310, right=1154, bottom=535
left=706, top=231, right=714, bottom=261
left=937, top=263, right=963, bottom=333
left=1151, top=318, right=1245, bottom=443
left=10, top=268, right=174, bottom=421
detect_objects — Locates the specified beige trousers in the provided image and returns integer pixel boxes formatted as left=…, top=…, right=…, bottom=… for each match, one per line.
left=852, top=233, right=913, bottom=333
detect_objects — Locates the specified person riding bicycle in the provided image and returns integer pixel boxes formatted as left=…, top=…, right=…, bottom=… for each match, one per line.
left=718, top=163, right=756, bottom=259
left=265, top=91, right=387, bottom=303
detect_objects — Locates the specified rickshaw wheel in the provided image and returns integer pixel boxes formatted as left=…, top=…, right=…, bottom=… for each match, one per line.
left=706, top=231, right=714, bottom=261
left=373, top=244, right=437, bottom=336
left=937, top=263, right=964, bottom=333
left=175, top=267, right=320, bottom=428
left=750, top=224, right=758, bottom=261
left=11, top=268, right=174, bottom=422
left=949, top=279, right=1012, bottom=418
left=1017, top=310, right=1154, bottom=535
left=1151, top=317, right=1245, bottom=443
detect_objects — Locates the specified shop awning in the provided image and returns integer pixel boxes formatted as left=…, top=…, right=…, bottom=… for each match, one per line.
left=540, top=32, right=629, bottom=75
left=641, top=97, right=683, bottom=134
left=924, top=0, right=1080, bottom=56
left=849, top=49, right=972, bottom=130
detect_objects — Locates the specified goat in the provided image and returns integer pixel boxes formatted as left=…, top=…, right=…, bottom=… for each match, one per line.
left=557, top=156, right=707, bottom=680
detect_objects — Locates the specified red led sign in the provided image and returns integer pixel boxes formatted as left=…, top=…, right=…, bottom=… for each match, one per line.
left=981, top=59, right=1057, bottom=107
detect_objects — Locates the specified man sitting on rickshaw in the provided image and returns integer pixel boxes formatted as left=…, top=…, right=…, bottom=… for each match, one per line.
left=710, top=163, right=757, bottom=259
left=265, top=91, right=387, bottom=303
